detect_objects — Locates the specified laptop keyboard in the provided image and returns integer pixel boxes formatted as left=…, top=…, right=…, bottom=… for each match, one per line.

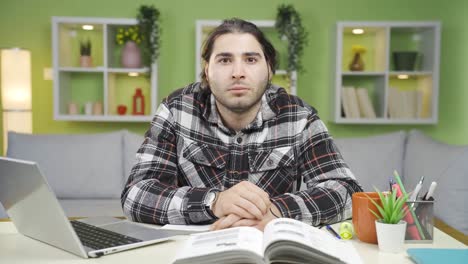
left=70, top=220, right=143, bottom=250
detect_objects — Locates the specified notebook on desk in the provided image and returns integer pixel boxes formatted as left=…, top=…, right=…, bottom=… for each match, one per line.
left=407, top=248, right=468, bottom=264
left=0, top=157, right=177, bottom=258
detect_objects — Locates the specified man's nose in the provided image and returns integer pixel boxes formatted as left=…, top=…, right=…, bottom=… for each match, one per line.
left=231, top=61, right=245, bottom=79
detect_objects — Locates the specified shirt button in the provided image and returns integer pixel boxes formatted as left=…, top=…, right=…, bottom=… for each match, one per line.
left=267, top=159, right=274, bottom=167
left=236, top=137, right=242, bottom=144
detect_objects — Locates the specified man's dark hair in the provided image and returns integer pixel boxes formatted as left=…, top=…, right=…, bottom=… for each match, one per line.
left=200, top=18, right=277, bottom=88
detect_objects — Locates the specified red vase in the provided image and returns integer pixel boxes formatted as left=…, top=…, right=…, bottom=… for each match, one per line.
left=121, top=41, right=141, bottom=68
left=132, top=88, right=145, bottom=115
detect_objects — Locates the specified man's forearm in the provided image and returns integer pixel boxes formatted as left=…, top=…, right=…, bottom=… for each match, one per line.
left=122, top=178, right=219, bottom=225
left=271, top=176, right=362, bottom=226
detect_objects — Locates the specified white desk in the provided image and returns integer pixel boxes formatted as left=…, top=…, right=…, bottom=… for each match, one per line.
left=0, top=221, right=465, bottom=264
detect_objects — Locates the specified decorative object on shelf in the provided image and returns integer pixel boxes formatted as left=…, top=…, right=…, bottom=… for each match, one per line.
left=349, top=45, right=366, bottom=71
left=366, top=187, right=409, bottom=253
left=84, top=102, right=93, bottom=115
left=92, top=102, right=103, bottom=115
left=132, top=88, right=145, bottom=115
left=137, top=5, right=161, bottom=66
left=117, top=104, right=127, bottom=115
left=393, top=51, right=418, bottom=71
left=79, top=39, right=92, bottom=67
left=275, top=4, right=308, bottom=73
left=116, top=26, right=142, bottom=68
left=68, top=102, right=79, bottom=115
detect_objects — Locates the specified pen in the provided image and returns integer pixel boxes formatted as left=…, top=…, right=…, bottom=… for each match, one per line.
left=393, top=170, right=426, bottom=240
left=424, top=181, right=437, bottom=200
left=409, top=176, right=424, bottom=202
left=326, top=225, right=341, bottom=240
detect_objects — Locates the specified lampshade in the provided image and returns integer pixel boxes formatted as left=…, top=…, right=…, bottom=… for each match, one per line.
left=1, top=48, right=32, bottom=110
left=1, top=48, right=32, bottom=154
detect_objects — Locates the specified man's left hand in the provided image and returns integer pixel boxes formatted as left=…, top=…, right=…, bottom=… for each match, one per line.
left=210, top=204, right=281, bottom=231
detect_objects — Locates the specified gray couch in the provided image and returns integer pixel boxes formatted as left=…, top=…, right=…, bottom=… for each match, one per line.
left=1, top=129, right=466, bottom=235
left=0, top=130, right=143, bottom=219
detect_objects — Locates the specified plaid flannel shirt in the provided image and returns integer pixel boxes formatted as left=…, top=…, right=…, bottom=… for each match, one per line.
left=121, top=82, right=363, bottom=225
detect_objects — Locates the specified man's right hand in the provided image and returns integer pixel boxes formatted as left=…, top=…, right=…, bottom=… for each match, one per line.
left=212, top=181, right=270, bottom=220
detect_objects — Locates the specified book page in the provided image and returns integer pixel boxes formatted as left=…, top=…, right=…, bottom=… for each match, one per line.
left=263, top=218, right=362, bottom=264
left=161, top=224, right=210, bottom=233
left=174, top=226, right=264, bottom=261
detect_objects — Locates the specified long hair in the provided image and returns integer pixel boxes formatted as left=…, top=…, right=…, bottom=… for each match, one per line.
left=200, top=18, right=277, bottom=88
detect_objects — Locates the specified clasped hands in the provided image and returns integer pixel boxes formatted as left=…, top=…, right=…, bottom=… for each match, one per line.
left=210, top=181, right=281, bottom=231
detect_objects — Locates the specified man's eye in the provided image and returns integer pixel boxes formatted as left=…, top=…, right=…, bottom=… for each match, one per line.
left=246, top=57, right=258, bottom=63
left=218, top=58, right=231, bottom=64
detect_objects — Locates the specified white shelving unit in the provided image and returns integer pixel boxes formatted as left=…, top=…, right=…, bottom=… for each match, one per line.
left=195, top=20, right=297, bottom=95
left=332, top=21, right=441, bottom=124
left=52, top=17, right=158, bottom=122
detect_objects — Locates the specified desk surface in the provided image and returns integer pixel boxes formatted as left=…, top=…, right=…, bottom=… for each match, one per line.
left=0, top=221, right=466, bottom=264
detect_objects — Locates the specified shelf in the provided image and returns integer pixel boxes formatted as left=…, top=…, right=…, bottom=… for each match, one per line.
left=107, top=67, right=150, bottom=73
left=59, top=67, right=105, bottom=72
left=55, top=114, right=153, bottom=122
left=333, top=21, right=440, bottom=124
left=342, top=71, right=385, bottom=76
left=52, top=16, right=158, bottom=122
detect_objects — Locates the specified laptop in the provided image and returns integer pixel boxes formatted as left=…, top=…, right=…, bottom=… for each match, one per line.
left=0, top=156, right=178, bottom=258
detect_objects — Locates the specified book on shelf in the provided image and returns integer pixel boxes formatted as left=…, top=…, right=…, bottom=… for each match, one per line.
left=355, top=87, right=377, bottom=118
left=342, top=86, right=361, bottom=118
left=173, top=218, right=363, bottom=264
left=388, top=87, right=427, bottom=119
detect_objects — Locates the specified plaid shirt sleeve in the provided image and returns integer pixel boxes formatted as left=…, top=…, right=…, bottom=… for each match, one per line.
left=270, top=114, right=363, bottom=226
left=121, top=102, right=218, bottom=225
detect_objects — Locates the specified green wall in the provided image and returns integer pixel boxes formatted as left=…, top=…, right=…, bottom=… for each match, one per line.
left=1, top=0, right=468, bottom=153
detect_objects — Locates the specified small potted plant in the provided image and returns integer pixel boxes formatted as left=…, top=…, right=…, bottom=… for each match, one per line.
left=79, top=39, right=92, bottom=67
left=366, top=187, right=408, bottom=253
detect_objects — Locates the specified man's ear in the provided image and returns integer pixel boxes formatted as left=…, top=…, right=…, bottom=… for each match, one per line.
left=204, top=63, right=209, bottom=81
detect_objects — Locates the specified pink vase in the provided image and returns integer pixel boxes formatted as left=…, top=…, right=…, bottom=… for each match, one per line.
left=121, top=41, right=142, bottom=68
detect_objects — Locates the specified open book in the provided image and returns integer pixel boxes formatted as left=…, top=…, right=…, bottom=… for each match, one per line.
left=173, top=218, right=362, bottom=264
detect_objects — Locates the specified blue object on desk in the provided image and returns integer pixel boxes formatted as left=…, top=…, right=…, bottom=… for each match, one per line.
left=326, top=225, right=341, bottom=240
left=407, top=248, right=468, bottom=264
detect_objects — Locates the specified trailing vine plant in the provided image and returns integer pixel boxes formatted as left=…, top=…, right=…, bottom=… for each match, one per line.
left=275, top=4, right=308, bottom=73
left=137, top=5, right=161, bottom=66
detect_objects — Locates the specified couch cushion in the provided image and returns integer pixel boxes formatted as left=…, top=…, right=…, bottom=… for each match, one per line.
left=123, top=130, right=145, bottom=182
left=7, top=131, right=124, bottom=199
left=404, top=130, right=468, bottom=235
left=334, top=131, right=406, bottom=192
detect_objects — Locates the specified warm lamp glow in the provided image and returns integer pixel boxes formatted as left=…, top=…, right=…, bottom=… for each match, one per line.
left=82, top=25, right=94, bottom=30
left=1, top=48, right=33, bottom=154
left=352, top=28, right=364, bottom=34
left=397, top=74, right=409, bottom=80
left=1, top=49, right=32, bottom=110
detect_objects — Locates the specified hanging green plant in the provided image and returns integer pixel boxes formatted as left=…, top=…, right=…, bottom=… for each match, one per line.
left=275, top=4, right=308, bottom=73
left=137, top=5, right=161, bottom=66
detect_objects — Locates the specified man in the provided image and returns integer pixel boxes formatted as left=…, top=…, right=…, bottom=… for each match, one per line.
left=121, top=18, right=363, bottom=231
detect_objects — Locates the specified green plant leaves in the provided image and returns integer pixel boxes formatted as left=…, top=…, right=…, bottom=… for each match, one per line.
left=275, top=4, right=308, bottom=73
left=364, top=187, right=408, bottom=224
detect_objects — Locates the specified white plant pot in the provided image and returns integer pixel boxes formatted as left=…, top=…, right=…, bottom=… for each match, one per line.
left=375, top=220, right=407, bottom=253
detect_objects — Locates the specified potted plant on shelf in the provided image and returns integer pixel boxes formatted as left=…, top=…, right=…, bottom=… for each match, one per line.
left=137, top=5, right=160, bottom=67
left=79, top=39, right=92, bottom=67
left=115, top=26, right=142, bottom=68
left=366, top=187, right=409, bottom=253
left=349, top=45, right=366, bottom=71
left=275, top=4, right=308, bottom=73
